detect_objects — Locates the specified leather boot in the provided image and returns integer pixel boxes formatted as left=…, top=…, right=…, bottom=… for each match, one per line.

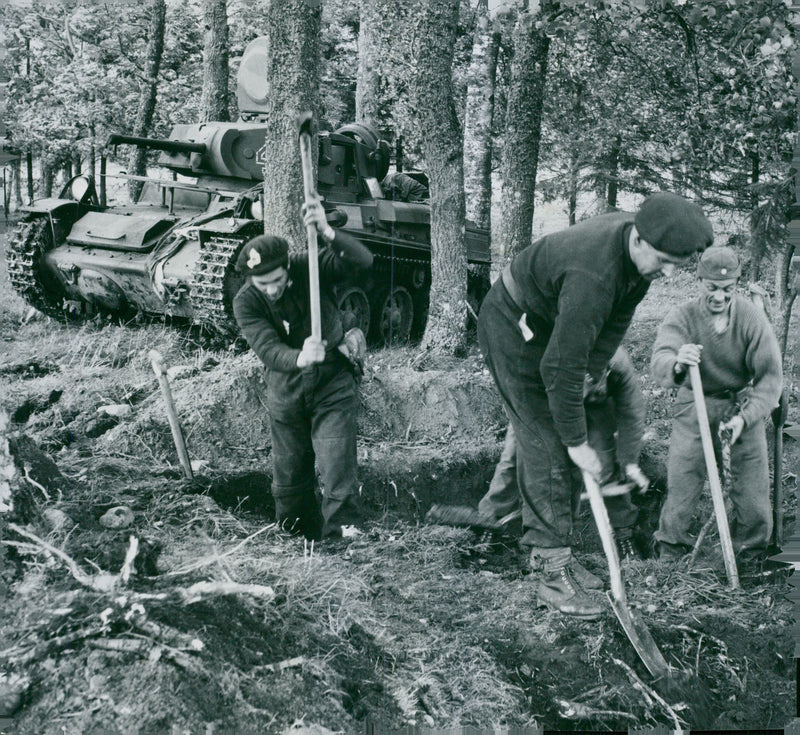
left=570, top=558, right=604, bottom=590
left=536, top=565, right=604, bottom=620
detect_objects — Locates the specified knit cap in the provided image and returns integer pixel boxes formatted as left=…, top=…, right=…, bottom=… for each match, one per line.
left=697, top=246, right=741, bottom=281
left=634, top=192, right=713, bottom=256
left=236, top=235, right=289, bottom=276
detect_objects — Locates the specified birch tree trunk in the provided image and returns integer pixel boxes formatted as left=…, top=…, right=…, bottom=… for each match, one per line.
left=261, top=0, right=321, bottom=249
left=412, top=0, right=468, bottom=354
left=498, top=4, right=551, bottom=259
left=463, top=0, right=499, bottom=230
left=199, top=0, right=230, bottom=123
left=127, top=0, right=166, bottom=202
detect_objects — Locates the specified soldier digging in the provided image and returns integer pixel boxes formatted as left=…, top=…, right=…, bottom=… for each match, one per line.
left=477, top=192, right=713, bottom=619
left=233, top=198, right=371, bottom=542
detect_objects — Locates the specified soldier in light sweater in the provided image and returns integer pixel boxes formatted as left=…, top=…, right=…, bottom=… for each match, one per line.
left=650, top=246, right=783, bottom=569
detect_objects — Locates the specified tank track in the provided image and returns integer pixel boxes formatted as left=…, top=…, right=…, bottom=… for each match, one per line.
left=5, top=216, right=68, bottom=320
left=188, top=233, right=247, bottom=336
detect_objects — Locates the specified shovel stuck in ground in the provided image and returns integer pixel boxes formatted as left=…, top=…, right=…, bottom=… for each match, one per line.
left=149, top=350, right=194, bottom=480
left=581, top=470, right=671, bottom=680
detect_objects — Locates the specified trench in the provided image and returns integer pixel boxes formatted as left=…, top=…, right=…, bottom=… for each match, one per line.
left=186, top=451, right=666, bottom=561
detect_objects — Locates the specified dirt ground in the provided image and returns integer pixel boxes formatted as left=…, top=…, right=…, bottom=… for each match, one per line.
left=0, top=218, right=798, bottom=733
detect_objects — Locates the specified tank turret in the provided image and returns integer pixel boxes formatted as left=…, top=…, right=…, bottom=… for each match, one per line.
left=5, top=37, right=490, bottom=344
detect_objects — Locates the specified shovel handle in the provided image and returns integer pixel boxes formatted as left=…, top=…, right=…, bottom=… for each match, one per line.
left=149, top=350, right=194, bottom=480
left=689, top=365, right=739, bottom=589
left=298, top=112, right=322, bottom=342
left=582, top=470, right=625, bottom=603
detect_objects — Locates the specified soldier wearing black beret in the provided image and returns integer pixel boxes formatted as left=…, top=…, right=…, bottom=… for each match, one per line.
left=477, top=191, right=713, bottom=620
left=233, top=199, right=373, bottom=541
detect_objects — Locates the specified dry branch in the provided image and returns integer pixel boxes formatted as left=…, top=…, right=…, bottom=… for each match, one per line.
left=612, top=657, right=686, bottom=730
left=6, top=523, right=120, bottom=592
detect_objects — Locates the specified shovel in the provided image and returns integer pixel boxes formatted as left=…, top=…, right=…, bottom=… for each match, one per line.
left=582, top=469, right=670, bottom=679
left=297, top=111, right=322, bottom=341
left=149, top=350, right=193, bottom=480
left=688, top=365, right=739, bottom=589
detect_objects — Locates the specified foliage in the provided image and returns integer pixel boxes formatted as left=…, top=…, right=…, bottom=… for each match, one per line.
left=536, top=0, right=797, bottom=232
left=1, top=0, right=204, bottom=183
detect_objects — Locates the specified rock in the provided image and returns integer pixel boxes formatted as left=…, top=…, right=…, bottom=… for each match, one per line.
left=42, top=508, right=72, bottom=531
left=100, top=506, right=134, bottom=529
left=97, top=404, right=132, bottom=419
left=283, top=721, right=339, bottom=735
left=84, top=415, right=119, bottom=438
left=0, top=673, right=29, bottom=717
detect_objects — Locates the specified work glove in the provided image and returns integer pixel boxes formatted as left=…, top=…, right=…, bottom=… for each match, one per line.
left=567, top=442, right=602, bottom=481
left=719, top=414, right=745, bottom=445
left=297, top=336, right=327, bottom=368
left=625, top=463, right=650, bottom=493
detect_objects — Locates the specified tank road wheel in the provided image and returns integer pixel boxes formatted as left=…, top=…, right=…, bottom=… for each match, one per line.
left=5, top=216, right=70, bottom=321
left=337, top=287, right=370, bottom=335
left=370, top=285, right=413, bottom=345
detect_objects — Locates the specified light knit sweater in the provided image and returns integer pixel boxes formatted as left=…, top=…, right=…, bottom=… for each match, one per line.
left=650, top=294, right=783, bottom=427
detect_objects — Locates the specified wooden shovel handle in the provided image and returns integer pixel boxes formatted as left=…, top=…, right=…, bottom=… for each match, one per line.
left=688, top=364, right=739, bottom=589
left=298, top=112, right=322, bottom=342
left=149, top=350, right=193, bottom=480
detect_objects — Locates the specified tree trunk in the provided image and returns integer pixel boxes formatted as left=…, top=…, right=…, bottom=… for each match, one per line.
left=567, top=147, right=578, bottom=226
left=89, top=128, right=96, bottom=180
left=72, top=149, right=81, bottom=176
left=356, top=0, right=383, bottom=130
left=775, top=238, right=796, bottom=359
left=748, top=149, right=765, bottom=280
left=41, top=163, right=53, bottom=198
left=606, top=134, right=620, bottom=208
left=26, top=150, right=34, bottom=203
left=127, top=0, right=166, bottom=202
left=199, top=0, right=230, bottom=123
left=411, top=0, right=468, bottom=355
left=463, top=0, right=499, bottom=230
left=261, top=0, right=321, bottom=250
left=11, top=158, right=23, bottom=207
left=498, top=5, right=551, bottom=260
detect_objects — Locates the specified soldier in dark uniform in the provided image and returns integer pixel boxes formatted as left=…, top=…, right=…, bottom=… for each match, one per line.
left=233, top=200, right=372, bottom=541
left=477, top=192, right=713, bottom=619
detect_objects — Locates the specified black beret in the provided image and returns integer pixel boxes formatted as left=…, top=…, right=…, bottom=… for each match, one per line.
left=634, top=192, right=713, bottom=256
left=236, top=235, right=289, bottom=276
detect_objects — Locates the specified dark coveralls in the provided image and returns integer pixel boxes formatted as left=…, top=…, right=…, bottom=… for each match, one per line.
left=233, top=231, right=372, bottom=539
left=477, top=213, right=650, bottom=555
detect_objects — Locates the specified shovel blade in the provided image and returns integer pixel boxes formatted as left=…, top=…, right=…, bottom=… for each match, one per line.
left=607, top=591, right=670, bottom=679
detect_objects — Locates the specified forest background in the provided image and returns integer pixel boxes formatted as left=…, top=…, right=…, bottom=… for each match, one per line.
left=1, top=0, right=798, bottom=356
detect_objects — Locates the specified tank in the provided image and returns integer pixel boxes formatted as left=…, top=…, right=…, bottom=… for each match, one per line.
left=5, top=38, right=491, bottom=344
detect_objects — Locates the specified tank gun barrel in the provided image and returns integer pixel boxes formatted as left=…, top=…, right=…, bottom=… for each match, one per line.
left=105, top=134, right=207, bottom=155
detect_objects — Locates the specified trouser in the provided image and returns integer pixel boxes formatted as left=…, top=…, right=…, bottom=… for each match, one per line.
left=655, top=389, right=771, bottom=556
left=478, top=423, right=520, bottom=521
left=268, top=364, right=361, bottom=540
left=477, top=282, right=580, bottom=551
left=478, top=415, right=638, bottom=540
